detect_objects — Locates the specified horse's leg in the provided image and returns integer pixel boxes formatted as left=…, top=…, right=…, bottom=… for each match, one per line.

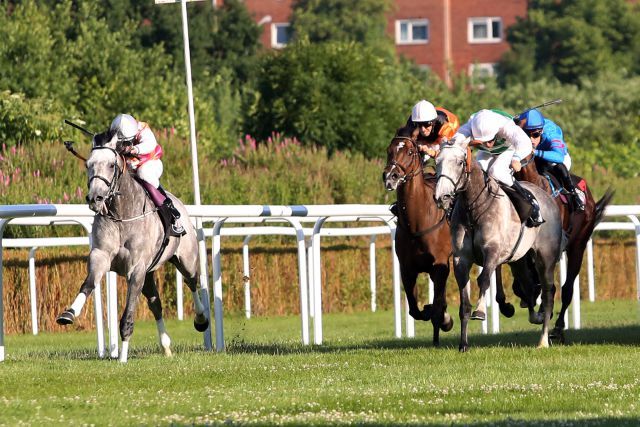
left=509, top=258, right=544, bottom=325
left=429, top=262, right=453, bottom=347
left=453, top=257, right=472, bottom=352
left=171, top=257, right=208, bottom=332
left=141, top=272, right=172, bottom=357
left=118, top=264, right=146, bottom=363
left=535, top=253, right=557, bottom=349
left=494, top=265, right=515, bottom=318
left=472, top=255, right=498, bottom=321
left=56, top=249, right=110, bottom=325
left=401, top=267, right=428, bottom=321
left=552, top=238, right=588, bottom=342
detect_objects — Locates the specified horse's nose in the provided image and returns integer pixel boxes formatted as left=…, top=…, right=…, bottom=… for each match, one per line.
left=381, top=171, right=387, bottom=182
left=85, top=195, right=90, bottom=203
left=95, top=195, right=104, bottom=202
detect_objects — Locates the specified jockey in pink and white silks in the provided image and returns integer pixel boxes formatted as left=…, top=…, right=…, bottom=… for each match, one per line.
left=110, top=114, right=185, bottom=235
left=450, top=109, right=545, bottom=227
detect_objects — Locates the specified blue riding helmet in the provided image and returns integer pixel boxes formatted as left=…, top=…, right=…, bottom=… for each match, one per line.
left=519, top=109, right=545, bottom=130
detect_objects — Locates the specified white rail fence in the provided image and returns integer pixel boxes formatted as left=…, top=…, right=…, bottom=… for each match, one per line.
left=1, top=204, right=640, bottom=361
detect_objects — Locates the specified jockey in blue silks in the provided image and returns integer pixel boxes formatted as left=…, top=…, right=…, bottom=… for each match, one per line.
left=517, top=109, right=585, bottom=211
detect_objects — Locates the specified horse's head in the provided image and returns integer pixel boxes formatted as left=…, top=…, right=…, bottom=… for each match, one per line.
left=382, top=127, right=421, bottom=191
left=86, top=130, right=125, bottom=214
left=435, top=143, right=469, bottom=210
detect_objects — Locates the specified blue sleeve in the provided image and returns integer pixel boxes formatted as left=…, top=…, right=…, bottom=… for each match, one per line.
left=533, top=119, right=567, bottom=164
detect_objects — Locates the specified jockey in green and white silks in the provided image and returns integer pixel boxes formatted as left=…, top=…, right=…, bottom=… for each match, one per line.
left=450, top=109, right=544, bottom=227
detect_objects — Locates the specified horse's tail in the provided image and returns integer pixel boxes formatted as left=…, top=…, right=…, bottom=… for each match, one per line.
left=593, top=187, right=615, bottom=227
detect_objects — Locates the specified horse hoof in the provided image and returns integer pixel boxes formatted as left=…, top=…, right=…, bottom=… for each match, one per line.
left=458, top=344, right=469, bottom=353
left=422, top=304, right=434, bottom=321
left=440, top=316, right=454, bottom=332
left=194, top=318, right=209, bottom=332
left=529, top=313, right=544, bottom=325
left=519, top=299, right=528, bottom=308
left=500, top=303, right=515, bottom=318
left=56, top=309, right=76, bottom=325
left=471, top=310, right=486, bottom=321
left=550, top=327, right=565, bottom=343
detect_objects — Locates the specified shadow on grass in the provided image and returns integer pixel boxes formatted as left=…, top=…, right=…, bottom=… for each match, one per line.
left=226, top=324, right=640, bottom=356
left=13, top=324, right=640, bottom=361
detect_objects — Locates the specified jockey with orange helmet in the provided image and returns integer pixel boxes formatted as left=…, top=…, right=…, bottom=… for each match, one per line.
left=110, top=114, right=185, bottom=236
left=517, top=109, right=585, bottom=211
left=407, top=100, right=460, bottom=161
left=450, top=109, right=544, bottom=227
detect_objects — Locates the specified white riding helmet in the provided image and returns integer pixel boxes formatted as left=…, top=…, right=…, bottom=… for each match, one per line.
left=470, top=109, right=502, bottom=142
left=411, top=100, right=437, bottom=123
left=110, top=114, right=138, bottom=142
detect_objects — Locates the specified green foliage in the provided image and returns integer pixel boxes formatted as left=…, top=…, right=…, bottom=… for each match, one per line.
left=498, top=0, right=640, bottom=85
left=290, top=0, right=394, bottom=55
left=0, top=91, right=66, bottom=144
left=246, top=40, right=424, bottom=156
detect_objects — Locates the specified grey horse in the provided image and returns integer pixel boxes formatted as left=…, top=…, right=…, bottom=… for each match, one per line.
left=56, top=129, right=209, bottom=362
left=434, top=144, right=562, bottom=351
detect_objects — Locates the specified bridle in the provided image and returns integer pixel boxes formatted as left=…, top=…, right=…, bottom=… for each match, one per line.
left=436, top=143, right=471, bottom=195
left=87, top=146, right=124, bottom=205
left=386, top=136, right=423, bottom=184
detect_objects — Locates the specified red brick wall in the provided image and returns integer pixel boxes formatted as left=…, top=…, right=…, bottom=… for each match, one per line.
left=237, top=0, right=528, bottom=80
left=242, top=0, right=293, bottom=48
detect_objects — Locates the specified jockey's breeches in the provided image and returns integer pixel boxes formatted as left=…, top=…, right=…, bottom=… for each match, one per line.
left=135, top=159, right=163, bottom=188
left=476, top=148, right=515, bottom=186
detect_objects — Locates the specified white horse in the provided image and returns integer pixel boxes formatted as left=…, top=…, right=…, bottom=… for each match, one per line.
left=435, top=143, right=562, bottom=351
left=57, top=129, right=209, bottom=362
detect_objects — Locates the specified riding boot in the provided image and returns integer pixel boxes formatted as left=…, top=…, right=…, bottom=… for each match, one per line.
left=157, top=185, right=185, bottom=235
left=511, top=180, right=545, bottom=227
left=555, top=164, right=585, bottom=211
left=162, top=198, right=186, bottom=236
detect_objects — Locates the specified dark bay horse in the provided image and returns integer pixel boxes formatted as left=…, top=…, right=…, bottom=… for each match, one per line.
left=56, top=129, right=209, bottom=362
left=382, top=126, right=454, bottom=345
left=435, top=144, right=563, bottom=351
left=515, top=153, right=614, bottom=341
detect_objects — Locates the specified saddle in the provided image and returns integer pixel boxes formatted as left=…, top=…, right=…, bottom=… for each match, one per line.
left=500, top=184, right=533, bottom=224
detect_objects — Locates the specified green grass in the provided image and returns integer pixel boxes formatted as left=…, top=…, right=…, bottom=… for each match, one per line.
left=1, top=300, right=640, bottom=426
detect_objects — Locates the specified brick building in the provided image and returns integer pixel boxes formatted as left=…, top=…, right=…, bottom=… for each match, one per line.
left=237, top=0, right=528, bottom=84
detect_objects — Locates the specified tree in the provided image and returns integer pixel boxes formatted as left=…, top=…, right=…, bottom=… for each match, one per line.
left=498, top=0, right=640, bottom=86
left=245, top=41, right=425, bottom=156
left=290, top=0, right=394, bottom=56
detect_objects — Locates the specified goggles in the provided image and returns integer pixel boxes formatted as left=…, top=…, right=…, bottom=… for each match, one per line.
left=525, top=129, right=543, bottom=138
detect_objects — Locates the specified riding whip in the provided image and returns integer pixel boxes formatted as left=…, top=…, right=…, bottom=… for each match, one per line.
left=64, top=119, right=95, bottom=137
left=63, top=140, right=87, bottom=162
left=514, top=99, right=563, bottom=119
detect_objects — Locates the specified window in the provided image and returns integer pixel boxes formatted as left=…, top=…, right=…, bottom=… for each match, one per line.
left=468, top=63, right=497, bottom=88
left=271, top=23, right=291, bottom=48
left=469, top=63, right=496, bottom=78
left=395, top=19, right=429, bottom=45
left=468, top=17, right=502, bottom=43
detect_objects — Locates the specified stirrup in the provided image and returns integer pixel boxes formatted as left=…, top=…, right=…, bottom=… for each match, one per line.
left=171, top=219, right=186, bottom=236
left=526, top=213, right=545, bottom=227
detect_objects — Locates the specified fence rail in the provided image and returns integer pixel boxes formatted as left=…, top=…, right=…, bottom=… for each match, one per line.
left=2, top=203, right=640, bottom=361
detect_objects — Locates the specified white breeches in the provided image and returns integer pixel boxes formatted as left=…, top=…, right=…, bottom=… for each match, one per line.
left=135, top=159, right=163, bottom=188
left=563, top=154, right=572, bottom=171
left=476, top=148, right=515, bottom=186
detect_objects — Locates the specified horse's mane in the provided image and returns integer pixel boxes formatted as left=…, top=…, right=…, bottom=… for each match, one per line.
left=92, top=128, right=118, bottom=149
left=395, top=125, right=420, bottom=140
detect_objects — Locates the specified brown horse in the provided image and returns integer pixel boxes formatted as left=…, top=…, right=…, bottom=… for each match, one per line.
left=382, top=126, right=455, bottom=345
left=514, top=153, right=614, bottom=341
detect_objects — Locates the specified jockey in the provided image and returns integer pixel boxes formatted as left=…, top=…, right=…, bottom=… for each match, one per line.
left=451, top=109, right=545, bottom=227
left=110, top=114, right=185, bottom=236
left=517, top=109, right=585, bottom=211
left=407, top=100, right=460, bottom=161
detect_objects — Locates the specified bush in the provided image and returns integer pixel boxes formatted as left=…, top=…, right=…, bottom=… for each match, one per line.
left=245, top=40, right=425, bottom=156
